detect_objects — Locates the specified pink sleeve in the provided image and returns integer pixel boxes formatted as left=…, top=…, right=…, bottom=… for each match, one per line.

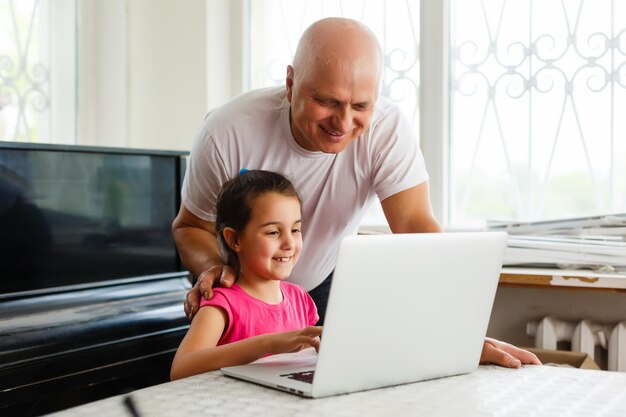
left=282, top=282, right=319, bottom=326
left=304, top=292, right=319, bottom=326
left=200, top=291, right=233, bottom=335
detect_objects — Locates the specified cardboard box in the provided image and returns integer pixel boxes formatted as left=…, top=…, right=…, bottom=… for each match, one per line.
left=525, top=347, right=600, bottom=370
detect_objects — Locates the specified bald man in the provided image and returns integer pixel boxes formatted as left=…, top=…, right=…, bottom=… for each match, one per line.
left=172, top=17, right=540, bottom=368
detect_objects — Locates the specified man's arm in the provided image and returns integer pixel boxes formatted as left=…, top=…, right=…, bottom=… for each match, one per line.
left=172, top=203, right=235, bottom=319
left=380, top=181, right=443, bottom=233
left=380, top=182, right=541, bottom=368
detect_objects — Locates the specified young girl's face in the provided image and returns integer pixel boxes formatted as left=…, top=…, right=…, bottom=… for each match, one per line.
left=234, top=192, right=302, bottom=281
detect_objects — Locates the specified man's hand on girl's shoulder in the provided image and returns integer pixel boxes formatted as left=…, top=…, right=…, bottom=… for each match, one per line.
left=184, top=265, right=236, bottom=321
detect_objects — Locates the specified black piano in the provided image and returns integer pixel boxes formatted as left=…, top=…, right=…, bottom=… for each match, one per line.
left=0, top=142, right=191, bottom=416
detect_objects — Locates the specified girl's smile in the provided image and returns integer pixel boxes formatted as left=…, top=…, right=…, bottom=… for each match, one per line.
left=231, top=192, right=303, bottom=283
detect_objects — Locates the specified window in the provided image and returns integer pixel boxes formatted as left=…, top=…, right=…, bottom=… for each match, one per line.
left=450, top=0, right=626, bottom=226
left=247, top=0, right=626, bottom=228
left=0, top=0, right=76, bottom=143
left=1, top=1, right=206, bottom=150
left=247, top=0, right=421, bottom=225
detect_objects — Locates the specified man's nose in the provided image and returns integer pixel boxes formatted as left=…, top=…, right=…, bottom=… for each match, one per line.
left=333, top=106, right=352, bottom=133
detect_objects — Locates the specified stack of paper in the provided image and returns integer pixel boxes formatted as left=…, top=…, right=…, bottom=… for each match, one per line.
left=487, top=213, right=626, bottom=272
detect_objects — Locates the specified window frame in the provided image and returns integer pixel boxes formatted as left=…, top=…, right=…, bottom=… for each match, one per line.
left=209, top=0, right=451, bottom=225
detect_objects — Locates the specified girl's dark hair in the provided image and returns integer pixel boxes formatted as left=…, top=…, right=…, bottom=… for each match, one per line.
left=215, top=170, right=302, bottom=278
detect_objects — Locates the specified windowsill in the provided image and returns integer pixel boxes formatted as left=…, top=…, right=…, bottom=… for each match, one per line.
left=358, top=225, right=392, bottom=235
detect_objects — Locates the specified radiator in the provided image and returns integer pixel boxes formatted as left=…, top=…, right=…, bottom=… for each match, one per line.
left=527, top=316, right=626, bottom=372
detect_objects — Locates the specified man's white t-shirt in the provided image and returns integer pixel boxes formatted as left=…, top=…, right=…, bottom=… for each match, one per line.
left=182, top=87, right=428, bottom=290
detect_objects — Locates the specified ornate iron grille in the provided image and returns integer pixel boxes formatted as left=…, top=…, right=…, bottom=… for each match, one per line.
left=0, top=0, right=50, bottom=142
left=248, top=0, right=420, bottom=127
left=247, top=0, right=421, bottom=225
left=451, top=0, right=626, bottom=225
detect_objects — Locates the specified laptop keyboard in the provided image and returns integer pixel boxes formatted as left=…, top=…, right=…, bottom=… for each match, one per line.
left=279, top=370, right=315, bottom=384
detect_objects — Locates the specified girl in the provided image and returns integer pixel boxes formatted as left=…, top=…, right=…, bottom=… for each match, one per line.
left=170, top=170, right=321, bottom=380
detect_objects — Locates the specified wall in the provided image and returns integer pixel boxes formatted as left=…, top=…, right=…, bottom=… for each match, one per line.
left=78, top=0, right=127, bottom=148
left=78, top=0, right=208, bottom=150
left=127, top=0, right=208, bottom=150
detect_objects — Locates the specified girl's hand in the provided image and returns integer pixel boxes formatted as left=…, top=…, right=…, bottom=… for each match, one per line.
left=267, top=326, right=323, bottom=354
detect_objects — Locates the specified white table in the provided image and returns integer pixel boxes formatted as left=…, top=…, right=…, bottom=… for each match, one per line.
left=47, top=365, right=626, bottom=417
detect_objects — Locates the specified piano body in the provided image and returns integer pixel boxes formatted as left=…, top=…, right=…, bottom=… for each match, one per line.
left=0, top=142, right=190, bottom=416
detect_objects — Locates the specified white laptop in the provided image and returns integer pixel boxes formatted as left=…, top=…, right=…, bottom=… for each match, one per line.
left=221, top=232, right=508, bottom=398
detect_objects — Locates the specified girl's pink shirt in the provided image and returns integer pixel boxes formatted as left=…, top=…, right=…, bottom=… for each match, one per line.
left=199, top=281, right=319, bottom=346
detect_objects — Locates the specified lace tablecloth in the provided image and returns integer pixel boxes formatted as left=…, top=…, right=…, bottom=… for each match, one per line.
left=47, top=365, right=626, bottom=417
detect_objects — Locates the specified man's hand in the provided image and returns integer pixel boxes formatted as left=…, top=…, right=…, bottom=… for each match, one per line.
left=267, top=326, right=323, bottom=354
left=480, top=337, right=542, bottom=368
left=184, top=265, right=236, bottom=321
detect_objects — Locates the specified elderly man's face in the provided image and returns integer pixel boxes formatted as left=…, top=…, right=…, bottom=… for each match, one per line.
left=286, top=62, right=379, bottom=154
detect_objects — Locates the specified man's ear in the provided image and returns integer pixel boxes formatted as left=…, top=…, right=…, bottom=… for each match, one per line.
left=222, top=227, right=240, bottom=252
left=285, top=65, right=294, bottom=103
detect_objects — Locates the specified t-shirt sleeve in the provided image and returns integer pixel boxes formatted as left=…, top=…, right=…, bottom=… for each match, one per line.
left=295, top=286, right=319, bottom=326
left=368, top=103, right=429, bottom=202
left=200, top=291, right=233, bottom=336
left=284, top=282, right=319, bottom=326
left=307, top=293, right=320, bottom=326
left=181, top=120, right=230, bottom=222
